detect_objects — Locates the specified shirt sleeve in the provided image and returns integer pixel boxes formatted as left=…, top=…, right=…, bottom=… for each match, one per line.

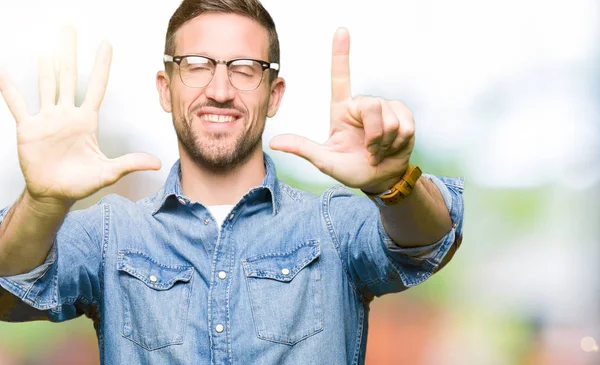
left=0, top=203, right=104, bottom=323
left=322, top=174, right=464, bottom=299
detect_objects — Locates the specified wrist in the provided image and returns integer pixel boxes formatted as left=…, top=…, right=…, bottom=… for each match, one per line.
left=361, top=175, right=404, bottom=195
left=22, top=190, right=73, bottom=217
left=361, top=163, right=410, bottom=194
left=361, top=164, right=422, bottom=206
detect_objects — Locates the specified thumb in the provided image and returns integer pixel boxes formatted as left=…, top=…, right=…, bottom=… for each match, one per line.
left=104, top=153, right=162, bottom=185
left=270, top=134, right=329, bottom=172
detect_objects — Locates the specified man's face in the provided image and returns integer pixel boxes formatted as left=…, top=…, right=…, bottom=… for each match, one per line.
left=157, top=13, right=285, bottom=172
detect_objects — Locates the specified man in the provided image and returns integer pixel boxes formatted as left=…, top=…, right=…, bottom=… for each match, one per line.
left=0, top=0, right=464, bottom=364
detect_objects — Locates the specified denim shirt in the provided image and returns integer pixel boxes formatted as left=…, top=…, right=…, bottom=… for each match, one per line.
left=0, top=154, right=464, bottom=365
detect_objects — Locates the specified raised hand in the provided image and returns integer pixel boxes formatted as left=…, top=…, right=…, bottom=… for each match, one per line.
left=270, top=28, right=415, bottom=193
left=0, top=26, right=161, bottom=205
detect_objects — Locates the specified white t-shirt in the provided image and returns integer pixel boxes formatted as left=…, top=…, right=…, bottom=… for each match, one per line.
left=206, top=205, right=235, bottom=229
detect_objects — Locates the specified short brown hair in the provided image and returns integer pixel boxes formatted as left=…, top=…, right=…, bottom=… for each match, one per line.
left=164, top=0, right=280, bottom=80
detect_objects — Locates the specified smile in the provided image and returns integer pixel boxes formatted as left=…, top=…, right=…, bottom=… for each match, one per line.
left=201, top=114, right=237, bottom=123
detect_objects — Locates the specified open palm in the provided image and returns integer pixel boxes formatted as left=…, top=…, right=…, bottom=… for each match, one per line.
left=0, top=27, right=160, bottom=203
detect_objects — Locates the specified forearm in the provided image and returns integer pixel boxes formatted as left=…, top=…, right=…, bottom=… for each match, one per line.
left=0, top=190, right=71, bottom=276
left=378, top=177, right=452, bottom=248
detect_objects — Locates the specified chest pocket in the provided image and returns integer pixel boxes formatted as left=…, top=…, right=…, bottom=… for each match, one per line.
left=117, top=251, right=194, bottom=351
left=242, top=240, right=323, bottom=345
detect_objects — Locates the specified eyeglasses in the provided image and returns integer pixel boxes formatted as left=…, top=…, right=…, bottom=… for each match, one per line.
left=163, top=54, right=280, bottom=91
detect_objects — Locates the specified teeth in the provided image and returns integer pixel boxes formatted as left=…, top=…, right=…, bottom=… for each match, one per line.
left=202, top=114, right=236, bottom=123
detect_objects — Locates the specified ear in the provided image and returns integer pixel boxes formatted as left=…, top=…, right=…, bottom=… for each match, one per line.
left=267, top=77, right=286, bottom=118
left=156, top=70, right=172, bottom=113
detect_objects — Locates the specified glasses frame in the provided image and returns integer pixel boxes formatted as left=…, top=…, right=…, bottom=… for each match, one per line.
left=163, top=54, right=280, bottom=91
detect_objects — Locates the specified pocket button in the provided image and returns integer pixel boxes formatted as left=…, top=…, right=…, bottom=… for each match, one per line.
left=281, top=268, right=290, bottom=275
left=149, top=275, right=158, bottom=282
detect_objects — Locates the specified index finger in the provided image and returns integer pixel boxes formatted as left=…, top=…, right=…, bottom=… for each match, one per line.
left=331, top=27, right=351, bottom=102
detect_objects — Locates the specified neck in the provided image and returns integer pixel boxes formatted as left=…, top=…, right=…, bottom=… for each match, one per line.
left=179, top=145, right=266, bottom=206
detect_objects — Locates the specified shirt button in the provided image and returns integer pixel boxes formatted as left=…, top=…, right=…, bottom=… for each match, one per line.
left=218, top=271, right=227, bottom=279
left=281, top=268, right=290, bottom=275
left=228, top=213, right=235, bottom=221
left=178, top=198, right=187, bottom=205
left=149, top=275, right=158, bottom=282
left=215, top=324, right=224, bottom=333
left=204, top=218, right=210, bottom=225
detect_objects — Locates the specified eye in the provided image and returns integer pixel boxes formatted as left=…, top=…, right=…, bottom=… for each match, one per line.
left=230, top=60, right=261, bottom=77
left=189, top=65, right=212, bottom=72
left=182, top=56, right=214, bottom=73
left=231, top=67, right=255, bottom=76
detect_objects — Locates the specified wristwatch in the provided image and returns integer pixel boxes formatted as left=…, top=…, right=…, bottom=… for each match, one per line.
left=362, top=164, right=422, bottom=206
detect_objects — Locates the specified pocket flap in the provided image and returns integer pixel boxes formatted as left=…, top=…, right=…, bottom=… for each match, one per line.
left=117, top=251, right=194, bottom=290
left=243, top=240, right=320, bottom=282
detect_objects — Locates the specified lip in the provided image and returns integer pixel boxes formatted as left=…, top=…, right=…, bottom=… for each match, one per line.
left=195, top=107, right=244, bottom=129
left=196, top=107, right=243, bottom=119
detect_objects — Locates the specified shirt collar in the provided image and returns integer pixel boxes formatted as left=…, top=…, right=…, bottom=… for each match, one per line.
left=151, top=152, right=281, bottom=216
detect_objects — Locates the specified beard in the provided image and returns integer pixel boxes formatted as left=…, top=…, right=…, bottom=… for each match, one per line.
left=173, top=100, right=267, bottom=174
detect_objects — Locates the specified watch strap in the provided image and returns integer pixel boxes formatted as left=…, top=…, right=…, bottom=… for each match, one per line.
left=363, top=164, right=422, bottom=206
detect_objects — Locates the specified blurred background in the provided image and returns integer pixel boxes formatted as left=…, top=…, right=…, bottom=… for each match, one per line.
left=0, top=0, right=598, bottom=364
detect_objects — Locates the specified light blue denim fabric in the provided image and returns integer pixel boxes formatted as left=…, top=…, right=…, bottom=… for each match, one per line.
left=0, top=153, right=464, bottom=365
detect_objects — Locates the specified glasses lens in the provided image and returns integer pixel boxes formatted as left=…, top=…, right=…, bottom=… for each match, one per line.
left=179, top=56, right=215, bottom=88
left=228, top=60, right=264, bottom=91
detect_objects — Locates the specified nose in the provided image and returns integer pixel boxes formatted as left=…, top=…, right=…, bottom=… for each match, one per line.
left=204, top=64, right=235, bottom=102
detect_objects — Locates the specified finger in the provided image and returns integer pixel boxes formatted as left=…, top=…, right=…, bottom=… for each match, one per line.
left=354, top=97, right=383, bottom=164
left=270, top=134, right=331, bottom=173
left=0, top=68, right=29, bottom=122
left=331, top=27, right=351, bottom=103
left=387, top=101, right=415, bottom=153
left=104, top=153, right=161, bottom=185
left=58, top=25, right=78, bottom=106
left=376, top=99, right=400, bottom=159
left=82, top=41, right=112, bottom=111
left=39, top=52, right=57, bottom=109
